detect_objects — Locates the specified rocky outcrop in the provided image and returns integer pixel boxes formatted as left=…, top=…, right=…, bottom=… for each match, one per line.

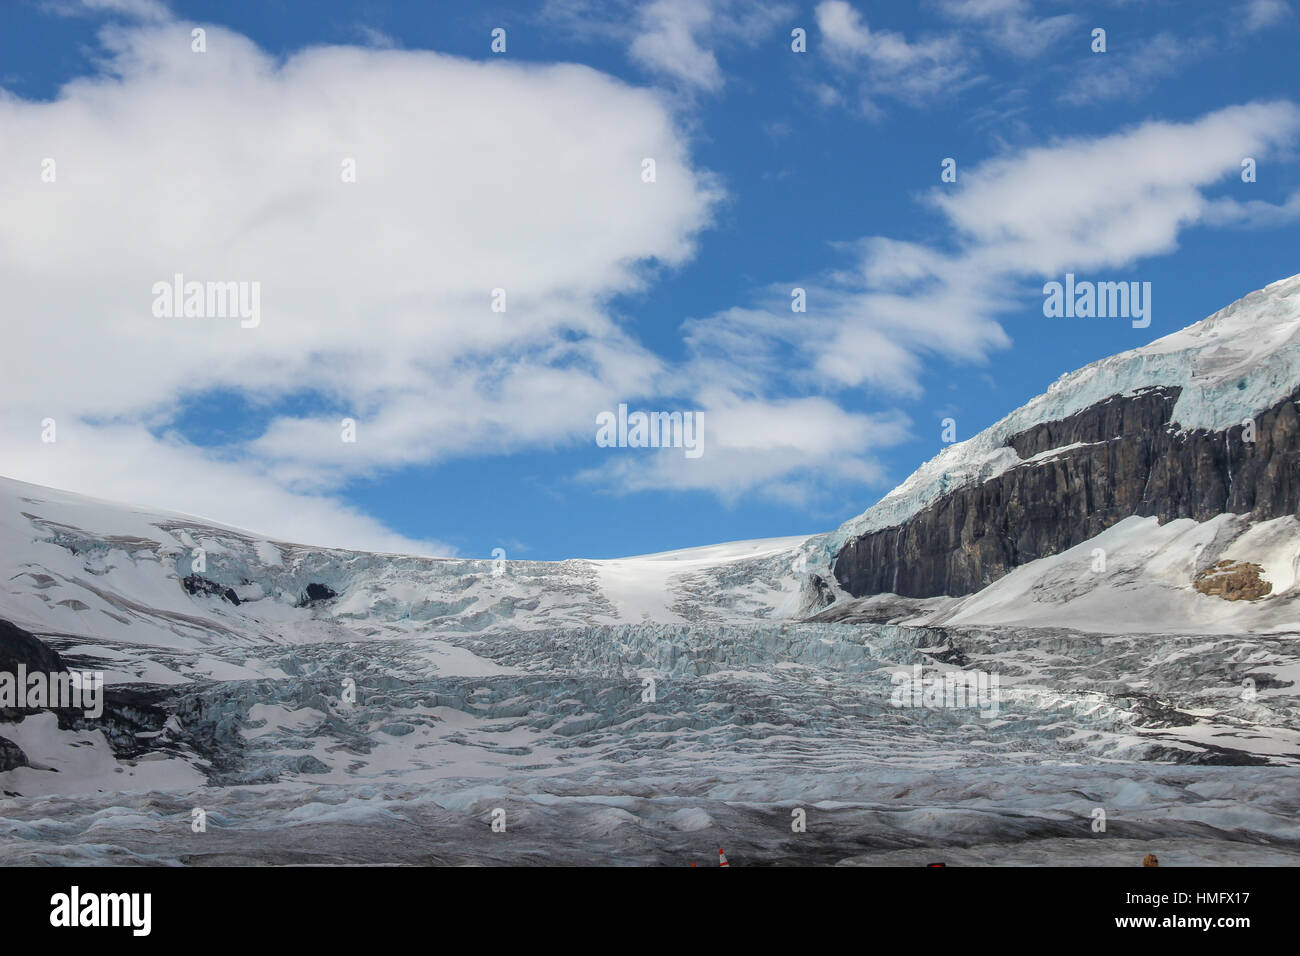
left=795, top=573, right=837, bottom=617
left=834, top=386, right=1300, bottom=598
left=0, top=618, right=171, bottom=756
left=0, top=736, right=28, bottom=771
left=182, top=574, right=241, bottom=605
left=1, top=617, right=68, bottom=721
left=1194, top=560, right=1273, bottom=601
left=0, top=616, right=66, bottom=677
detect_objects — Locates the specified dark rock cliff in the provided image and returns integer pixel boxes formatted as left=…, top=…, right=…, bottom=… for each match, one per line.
left=833, top=385, right=1300, bottom=598
left=0, top=618, right=171, bottom=759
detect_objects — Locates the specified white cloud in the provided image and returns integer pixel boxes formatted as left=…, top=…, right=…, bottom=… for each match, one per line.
left=811, top=103, right=1300, bottom=388
left=0, top=13, right=720, bottom=548
left=630, top=0, right=727, bottom=91
left=1202, top=187, right=1300, bottom=228
left=929, top=101, right=1300, bottom=273
left=579, top=390, right=911, bottom=504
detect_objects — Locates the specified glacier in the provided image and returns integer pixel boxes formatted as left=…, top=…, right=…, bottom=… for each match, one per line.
left=1, top=470, right=1298, bottom=865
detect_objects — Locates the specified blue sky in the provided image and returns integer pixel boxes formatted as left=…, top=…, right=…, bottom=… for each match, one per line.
left=2, top=0, right=1299, bottom=559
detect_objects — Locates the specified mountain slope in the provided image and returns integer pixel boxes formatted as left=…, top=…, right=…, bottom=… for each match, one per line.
left=823, top=273, right=1300, bottom=622
left=0, top=474, right=808, bottom=664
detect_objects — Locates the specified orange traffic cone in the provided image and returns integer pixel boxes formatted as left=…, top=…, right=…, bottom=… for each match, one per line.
left=718, top=848, right=729, bottom=867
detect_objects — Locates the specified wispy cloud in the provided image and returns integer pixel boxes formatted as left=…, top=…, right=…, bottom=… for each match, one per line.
left=350, top=24, right=398, bottom=50
left=544, top=0, right=792, bottom=93
left=939, top=0, right=1078, bottom=59
left=1060, top=31, right=1213, bottom=105
left=42, top=0, right=170, bottom=21
left=811, top=0, right=1078, bottom=118
left=815, top=0, right=973, bottom=116
left=1242, top=0, right=1291, bottom=32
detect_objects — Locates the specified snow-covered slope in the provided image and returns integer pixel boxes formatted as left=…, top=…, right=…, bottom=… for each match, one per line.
left=933, top=514, right=1300, bottom=631
left=0, top=474, right=809, bottom=662
left=873, top=513, right=1300, bottom=634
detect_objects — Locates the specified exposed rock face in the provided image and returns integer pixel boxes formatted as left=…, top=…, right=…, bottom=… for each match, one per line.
left=1, top=617, right=68, bottom=721
left=834, top=386, right=1300, bottom=598
left=0, top=618, right=171, bottom=755
left=0, top=617, right=66, bottom=674
left=0, top=735, right=28, bottom=771
left=181, top=574, right=241, bottom=605
left=796, top=573, right=837, bottom=617
left=1194, top=560, right=1273, bottom=601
